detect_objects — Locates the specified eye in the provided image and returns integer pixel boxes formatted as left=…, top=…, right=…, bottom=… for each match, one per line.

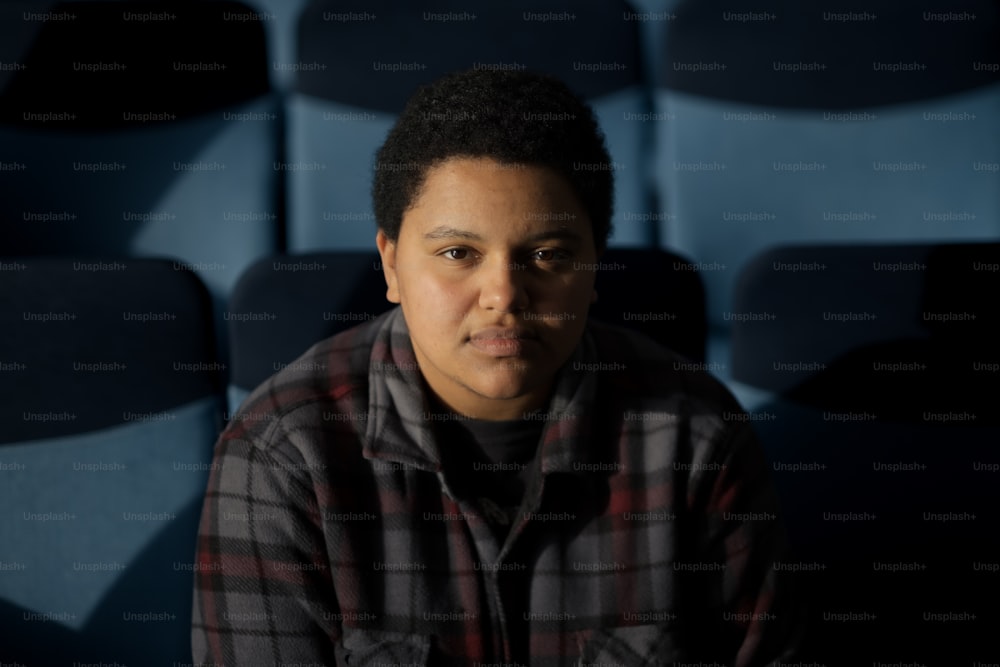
left=532, top=248, right=570, bottom=263
left=442, top=247, right=472, bottom=261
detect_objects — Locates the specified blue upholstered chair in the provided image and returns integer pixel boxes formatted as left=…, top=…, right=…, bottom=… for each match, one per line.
left=0, top=258, right=225, bottom=666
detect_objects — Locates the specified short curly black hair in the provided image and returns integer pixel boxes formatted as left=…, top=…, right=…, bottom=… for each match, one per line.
left=372, top=69, right=614, bottom=253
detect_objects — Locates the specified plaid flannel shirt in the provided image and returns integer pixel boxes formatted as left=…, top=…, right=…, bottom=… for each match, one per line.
left=192, top=306, right=802, bottom=666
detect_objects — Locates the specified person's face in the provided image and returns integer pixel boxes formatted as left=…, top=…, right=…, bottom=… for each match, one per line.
left=376, top=157, right=598, bottom=420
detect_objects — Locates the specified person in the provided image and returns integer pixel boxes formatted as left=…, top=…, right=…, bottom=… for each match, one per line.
left=191, top=68, right=802, bottom=666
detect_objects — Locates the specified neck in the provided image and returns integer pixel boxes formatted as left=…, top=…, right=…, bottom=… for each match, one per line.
left=425, top=381, right=552, bottom=421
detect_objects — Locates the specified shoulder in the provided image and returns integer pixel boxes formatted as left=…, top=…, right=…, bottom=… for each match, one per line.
left=220, top=309, right=393, bottom=449
left=583, top=319, right=756, bottom=468
left=583, top=321, right=769, bottom=507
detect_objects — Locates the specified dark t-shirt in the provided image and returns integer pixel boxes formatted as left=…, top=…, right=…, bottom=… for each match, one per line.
left=432, top=405, right=546, bottom=662
left=433, top=405, right=545, bottom=544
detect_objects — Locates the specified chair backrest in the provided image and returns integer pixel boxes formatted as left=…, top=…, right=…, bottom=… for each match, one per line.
left=226, top=252, right=394, bottom=411
left=285, top=0, right=652, bottom=251
left=730, top=242, right=1000, bottom=406
left=590, top=246, right=707, bottom=363
left=0, top=258, right=225, bottom=666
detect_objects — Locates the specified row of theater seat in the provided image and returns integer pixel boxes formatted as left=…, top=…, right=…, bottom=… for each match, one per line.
left=2, top=242, right=998, bottom=664
left=728, top=242, right=1000, bottom=664
left=3, top=0, right=999, bottom=349
left=3, top=0, right=998, bottom=663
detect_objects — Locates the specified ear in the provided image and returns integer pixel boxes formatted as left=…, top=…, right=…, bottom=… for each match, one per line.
left=375, top=230, right=401, bottom=304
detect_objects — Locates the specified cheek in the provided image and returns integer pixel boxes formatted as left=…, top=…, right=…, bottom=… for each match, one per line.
left=537, top=273, right=595, bottom=310
left=531, top=277, right=594, bottom=338
left=399, top=268, right=473, bottom=327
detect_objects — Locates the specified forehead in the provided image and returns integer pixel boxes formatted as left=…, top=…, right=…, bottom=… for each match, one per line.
left=402, top=157, right=591, bottom=241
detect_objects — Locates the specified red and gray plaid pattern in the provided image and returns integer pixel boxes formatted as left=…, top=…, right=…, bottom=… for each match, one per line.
left=192, top=307, right=802, bottom=666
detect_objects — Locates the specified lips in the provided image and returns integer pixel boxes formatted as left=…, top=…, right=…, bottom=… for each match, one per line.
left=468, top=326, right=538, bottom=357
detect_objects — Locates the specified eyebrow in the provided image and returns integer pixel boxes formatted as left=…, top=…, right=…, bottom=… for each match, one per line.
left=423, top=226, right=482, bottom=241
left=423, top=225, right=584, bottom=244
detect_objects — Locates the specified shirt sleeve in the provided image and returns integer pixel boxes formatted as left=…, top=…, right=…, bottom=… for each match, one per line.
left=694, top=420, right=806, bottom=667
left=191, top=435, right=340, bottom=666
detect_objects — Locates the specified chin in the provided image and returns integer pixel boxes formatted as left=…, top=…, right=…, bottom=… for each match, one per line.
left=467, top=370, right=539, bottom=400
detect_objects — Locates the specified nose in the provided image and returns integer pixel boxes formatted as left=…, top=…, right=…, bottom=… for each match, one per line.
left=478, top=255, right=529, bottom=313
